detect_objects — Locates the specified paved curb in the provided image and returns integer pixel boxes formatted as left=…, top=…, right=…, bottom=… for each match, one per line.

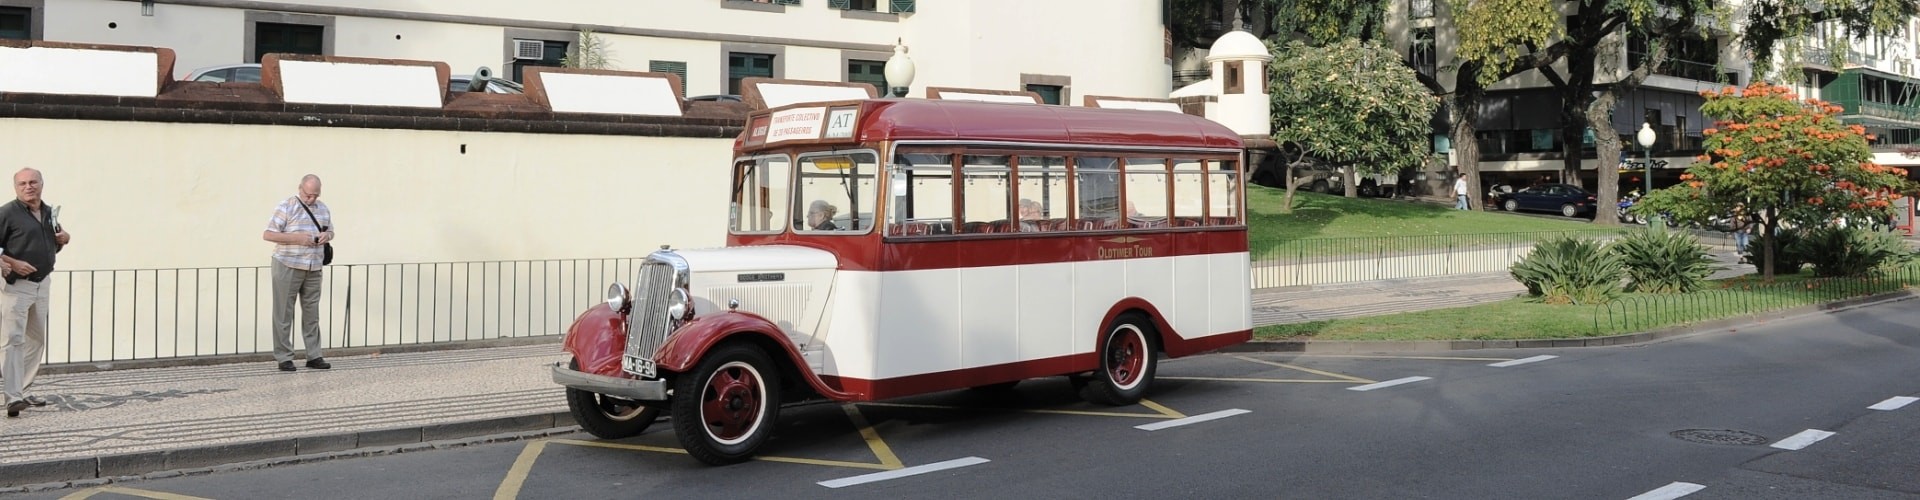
left=1226, top=290, right=1917, bottom=353
left=0, top=411, right=580, bottom=490
left=39, top=335, right=562, bottom=376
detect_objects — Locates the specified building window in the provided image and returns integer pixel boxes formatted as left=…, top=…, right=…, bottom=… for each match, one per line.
left=650, top=60, right=688, bottom=97
left=254, top=22, right=325, bottom=62
left=848, top=59, right=886, bottom=92
left=1027, top=84, right=1063, bottom=105
left=830, top=0, right=878, bottom=10
left=510, top=40, right=568, bottom=83
left=729, top=52, right=775, bottom=95
left=0, top=7, right=28, bottom=40
left=1412, top=28, right=1437, bottom=78
left=1409, top=0, right=1434, bottom=19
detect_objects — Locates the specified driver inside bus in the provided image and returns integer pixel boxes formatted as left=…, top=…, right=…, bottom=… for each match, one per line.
left=806, top=200, right=840, bottom=231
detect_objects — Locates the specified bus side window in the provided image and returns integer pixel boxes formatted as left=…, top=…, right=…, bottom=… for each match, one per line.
left=1016, top=156, right=1069, bottom=232
left=730, top=156, right=790, bottom=233
left=1074, top=157, right=1121, bottom=230
left=960, top=155, right=1012, bottom=234
left=1124, top=158, right=1170, bottom=229
left=1209, top=159, right=1242, bottom=225
left=889, top=152, right=956, bottom=237
left=1172, top=159, right=1207, bottom=227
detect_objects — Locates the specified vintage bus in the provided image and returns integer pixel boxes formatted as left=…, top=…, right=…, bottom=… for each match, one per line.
left=551, top=98, right=1252, bottom=465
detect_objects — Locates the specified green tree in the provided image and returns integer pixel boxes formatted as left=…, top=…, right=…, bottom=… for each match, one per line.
left=1269, top=40, right=1440, bottom=208
left=1637, top=83, right=1914, bottom=279
left=1443, top=0, right=1569, bottom=210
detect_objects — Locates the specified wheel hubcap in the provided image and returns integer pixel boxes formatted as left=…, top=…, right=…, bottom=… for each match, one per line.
left=596, top=395, right=647, bottom=422
left=1108, top=328, right=1145, bottom=387
left=701, top=363, right=763, bottom=442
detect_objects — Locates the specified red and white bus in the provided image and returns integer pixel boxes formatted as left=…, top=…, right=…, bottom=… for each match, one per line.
left=552, top=98, right=1251, bottom=465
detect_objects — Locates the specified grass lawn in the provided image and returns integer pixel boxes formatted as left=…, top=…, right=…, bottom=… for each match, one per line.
left=1255, top=271, right=1919, bottom=341
left=1246, top=186, right=1614, bottom=259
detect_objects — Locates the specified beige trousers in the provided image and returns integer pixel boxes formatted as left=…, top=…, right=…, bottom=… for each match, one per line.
left=2, top=277, right=50, bottom=402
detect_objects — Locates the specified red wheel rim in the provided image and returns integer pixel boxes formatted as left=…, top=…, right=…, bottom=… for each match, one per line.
left=700, top=362, right=764, bottom=443
left=1107, top=326, right=1146, bottom=387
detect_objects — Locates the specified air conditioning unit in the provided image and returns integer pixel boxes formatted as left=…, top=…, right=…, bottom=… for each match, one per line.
left=513, top=39, right=545, bottom=60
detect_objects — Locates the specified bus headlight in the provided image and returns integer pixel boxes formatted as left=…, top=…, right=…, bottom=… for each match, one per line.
left=665, top=288, right=693, bottom=323
left=606, top=283, right=630, bottom=315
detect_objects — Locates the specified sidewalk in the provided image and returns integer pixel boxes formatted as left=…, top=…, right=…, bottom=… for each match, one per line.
left=1, top=344, right=573, bottom=489
left=0, top=245, right=1769, bottom=490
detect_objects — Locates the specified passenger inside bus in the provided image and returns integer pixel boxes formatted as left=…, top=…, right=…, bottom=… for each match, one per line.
left=806, top=200, right=840, bottom=231
left=1018, top=198, right=1044, bottom=232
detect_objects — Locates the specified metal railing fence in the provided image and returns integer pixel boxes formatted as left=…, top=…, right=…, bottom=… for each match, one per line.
left=40, top=258, right=647, bottom=364
left=1250, top=229, right=1626, bottom=288
left=1592, top=266, right=1920, bottom=336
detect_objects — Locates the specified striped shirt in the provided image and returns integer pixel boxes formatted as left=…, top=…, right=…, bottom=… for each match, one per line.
left=266, top=196, right=332, bottom=271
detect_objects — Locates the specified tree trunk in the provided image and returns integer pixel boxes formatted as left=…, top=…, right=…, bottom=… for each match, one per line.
left=1342, top=165, right=1359, bottom=198
left=1280, top=151, right=1307, bottom=214
left=1587, top=93, right=1622, bottom=226
left=1450, top=82, right=1485, bottom=210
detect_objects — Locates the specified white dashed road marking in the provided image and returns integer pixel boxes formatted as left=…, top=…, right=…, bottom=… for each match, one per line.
left=1626, top=482, right=1706, bottom=500
left=1488, top=355, right=1558, bottom=367
left=818, top=457, right=990, bottom=488
left=1134, top=409, right=1252, bottom=431
left=1346, top=376, right=1431, bottom=391
left=1868, top=396, right=1917, bottom=411
left=1770, top=429, right=1836, bottom=450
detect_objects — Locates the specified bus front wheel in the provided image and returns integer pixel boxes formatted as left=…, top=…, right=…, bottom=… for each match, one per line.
left=1081, top=314, right=1158, bottom=406
left=671, top=343, right=781, bottom=465
left=565, top=359, right=661, bottom=439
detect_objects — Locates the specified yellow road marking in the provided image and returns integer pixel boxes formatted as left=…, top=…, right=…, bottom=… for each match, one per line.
left=859, top=401, right=1174, bottom=419
left=1136, top=399, right=1186, bottom=419
left=1162, top=376, right=1362, bottom=383
left=842, top=404, right=905, bottom=469
left=1293, top=354, right=1514, bottom=362
left=492, top=440, right=548, bottom=500
left=61, top=486, right=213, bottom=500
left=1229, top=355, right=1376, bottom=383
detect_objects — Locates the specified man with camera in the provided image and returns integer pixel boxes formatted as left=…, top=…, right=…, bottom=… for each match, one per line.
left=262, top=174, right=334, bottom=372
left=1, top=168, right=71, bottom=418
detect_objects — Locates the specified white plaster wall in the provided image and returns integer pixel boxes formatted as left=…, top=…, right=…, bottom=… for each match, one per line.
left=783, top=46, right=845, bottom=83
left=925, top=0, right=1168, bottom=100
left=0, top=119, right=732, bottom=270
left=334, top=17, right=503, bottom=77
left=41, top=0, right=241, bottom=79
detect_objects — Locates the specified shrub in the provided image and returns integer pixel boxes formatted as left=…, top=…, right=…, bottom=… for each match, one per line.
left=1790, top=226, right=1916, bottom=277
left=1510, top=237, right=1624, bottom=305
left=1613, top=230, right=1721, bottom=293
left=1744, top=229, right=1807, bottom=276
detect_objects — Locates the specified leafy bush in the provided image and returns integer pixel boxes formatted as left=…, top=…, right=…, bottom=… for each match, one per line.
left=1510, top=237, right=1624, bottom=305
left=1744, top=229, right=1807, bottom=276
left=1612, top=230, right=1720, bottom=293
left=1790, top=226, right=1916, bottom=277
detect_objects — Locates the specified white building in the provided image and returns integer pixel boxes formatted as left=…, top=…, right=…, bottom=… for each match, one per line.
left=0, top=0, right=1174, bottom=103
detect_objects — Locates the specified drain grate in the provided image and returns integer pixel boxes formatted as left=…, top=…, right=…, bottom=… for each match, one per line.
left=1671, top=429, right=1770, bottom=446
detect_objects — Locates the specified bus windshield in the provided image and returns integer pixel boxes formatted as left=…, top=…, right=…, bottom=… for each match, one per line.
left=794, top=151, right=879, bottom=233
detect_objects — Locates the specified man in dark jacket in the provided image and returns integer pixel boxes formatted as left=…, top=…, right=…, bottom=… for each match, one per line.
left=1, top=168, right=71, bottom=418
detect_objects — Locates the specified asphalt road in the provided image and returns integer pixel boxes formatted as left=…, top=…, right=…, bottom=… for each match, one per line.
left=19, top=299, right=1920, bottom=500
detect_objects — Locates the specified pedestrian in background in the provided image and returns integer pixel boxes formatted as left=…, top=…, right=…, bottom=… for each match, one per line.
left=1730, top=203, right=1752, bottom=257
left=262, top=174, right=333, bottom=372
left=1452, top=173, right=1470, bottom=210
left=1, top=168, right=71, bottom=418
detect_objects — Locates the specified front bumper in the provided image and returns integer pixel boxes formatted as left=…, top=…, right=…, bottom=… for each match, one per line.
left=550, top=362, right=668, bottom=401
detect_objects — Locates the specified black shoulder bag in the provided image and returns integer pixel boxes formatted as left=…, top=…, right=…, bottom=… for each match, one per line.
left=298, top=201, right=334, bottom=266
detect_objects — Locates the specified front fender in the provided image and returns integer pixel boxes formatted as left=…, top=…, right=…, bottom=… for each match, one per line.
left=655, top=311, right=860, bottom=400
left=562, top=303, right=627, bottom=377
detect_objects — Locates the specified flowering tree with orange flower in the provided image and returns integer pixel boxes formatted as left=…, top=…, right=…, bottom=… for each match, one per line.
left=1637, top=82, right=1914, bottom=280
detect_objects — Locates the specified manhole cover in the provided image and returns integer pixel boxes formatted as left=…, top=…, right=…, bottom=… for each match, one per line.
left=1670, top=429, right=1769, bottom=446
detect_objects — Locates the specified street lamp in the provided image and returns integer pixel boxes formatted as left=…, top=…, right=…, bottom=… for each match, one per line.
left=1636, top=122, right=1659, bottom=230
left=883, top=40, right=915, bottom=98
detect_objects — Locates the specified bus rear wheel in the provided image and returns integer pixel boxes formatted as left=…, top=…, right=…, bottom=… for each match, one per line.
left=1081, top=314, right=1158, bottom=406
left=671, top=344, right=781, bottom=465
left=565, top=359, right=660, bottom=439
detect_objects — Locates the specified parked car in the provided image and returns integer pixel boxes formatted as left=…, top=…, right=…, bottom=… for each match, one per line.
left=1494, top=183, right=1597, bottom=217
left=182, top=63, right=523, bottom=94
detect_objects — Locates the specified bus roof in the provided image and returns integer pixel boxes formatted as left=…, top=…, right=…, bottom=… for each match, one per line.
left=740, top=99, right=1245, bottom=152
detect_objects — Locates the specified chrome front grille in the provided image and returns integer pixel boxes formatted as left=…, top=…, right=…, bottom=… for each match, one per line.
left=623, top=259, right=678, bottom=375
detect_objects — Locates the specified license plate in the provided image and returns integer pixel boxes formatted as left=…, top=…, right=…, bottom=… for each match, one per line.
left=623, top=355, right=657, bottom=378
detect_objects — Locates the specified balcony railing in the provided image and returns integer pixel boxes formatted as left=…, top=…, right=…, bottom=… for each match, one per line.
left=1629, top=53, right=1725, bottom=83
